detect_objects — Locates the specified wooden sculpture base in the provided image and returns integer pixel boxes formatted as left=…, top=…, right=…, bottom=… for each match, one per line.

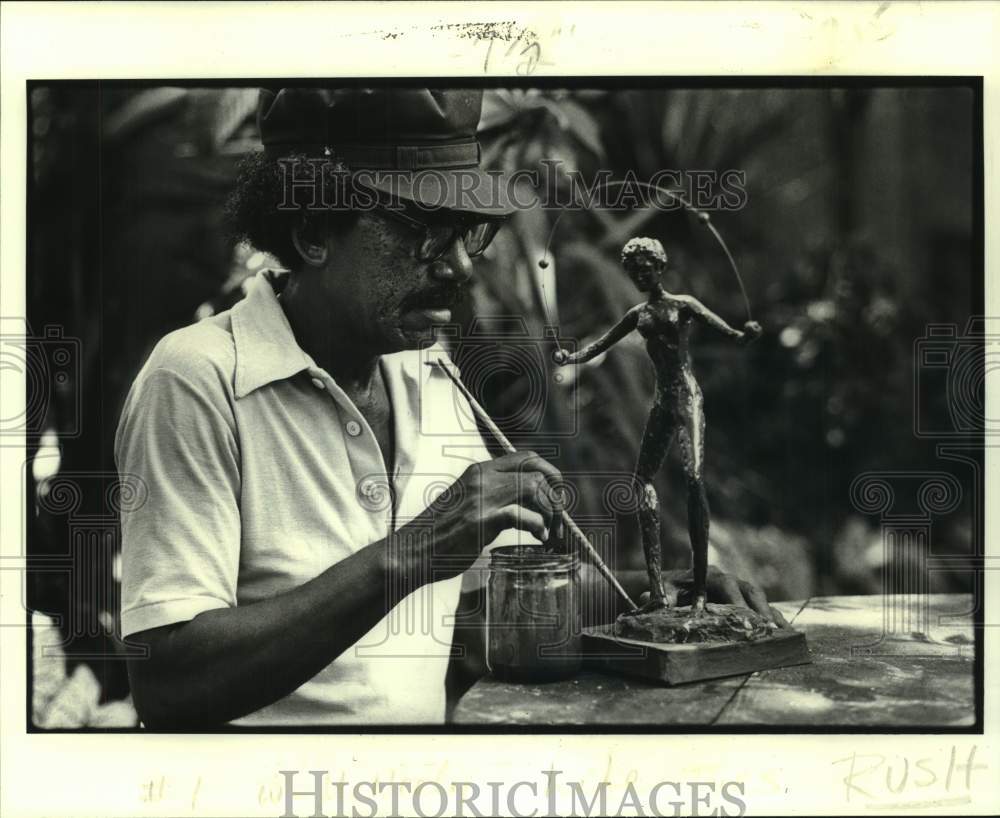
left=583, top=605, right=811, bottom=685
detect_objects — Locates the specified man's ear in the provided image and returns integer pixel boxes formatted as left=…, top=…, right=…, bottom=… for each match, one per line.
left=291, top=223, right=328, bottom=267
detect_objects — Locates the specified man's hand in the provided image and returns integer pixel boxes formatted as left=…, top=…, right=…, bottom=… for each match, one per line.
left=639, top=565, right=791, bottom=628
left=397, top=451, right=565, bottom=581
left=552, top=348, right=570, bottom=366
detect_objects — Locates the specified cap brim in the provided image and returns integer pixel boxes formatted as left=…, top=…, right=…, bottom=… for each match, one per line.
left=355, top=167, right=517, bottom=217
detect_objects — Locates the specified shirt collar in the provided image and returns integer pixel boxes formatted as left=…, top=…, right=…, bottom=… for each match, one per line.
left=231, top=270, right=314, bottom=399
left=230, top=269, right=459, bottom=399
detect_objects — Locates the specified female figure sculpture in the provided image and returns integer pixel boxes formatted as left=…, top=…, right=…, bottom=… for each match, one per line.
left=554, top=237, right=761, bottom=619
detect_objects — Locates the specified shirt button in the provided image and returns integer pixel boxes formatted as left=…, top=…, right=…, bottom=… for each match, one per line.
left=311, top=377, right=325, bottom=390
left=345, top=420, right=362, bottom=437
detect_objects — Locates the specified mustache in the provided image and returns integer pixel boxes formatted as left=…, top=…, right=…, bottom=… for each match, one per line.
left=401, top=284, right=469, bottom=311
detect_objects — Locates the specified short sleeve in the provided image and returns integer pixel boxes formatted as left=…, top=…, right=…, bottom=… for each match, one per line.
left=115, top=364, right=241, bottom=638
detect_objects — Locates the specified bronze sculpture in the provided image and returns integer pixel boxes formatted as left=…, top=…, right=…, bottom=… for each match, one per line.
left=555, top=237, right=769, bottom=641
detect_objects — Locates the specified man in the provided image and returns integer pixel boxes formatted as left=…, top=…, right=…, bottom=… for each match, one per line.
left=116, top=87, right=781, bottom=727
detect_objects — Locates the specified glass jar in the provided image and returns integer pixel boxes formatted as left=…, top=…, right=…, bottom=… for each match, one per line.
left=485, top=545, right=582, bottom=682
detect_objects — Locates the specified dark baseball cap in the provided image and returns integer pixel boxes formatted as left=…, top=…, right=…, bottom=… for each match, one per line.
left=257, top=87, right=515, bottom=216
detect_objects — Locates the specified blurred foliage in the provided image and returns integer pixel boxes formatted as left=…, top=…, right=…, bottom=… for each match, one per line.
left=27, top=85, right=977, bottom=710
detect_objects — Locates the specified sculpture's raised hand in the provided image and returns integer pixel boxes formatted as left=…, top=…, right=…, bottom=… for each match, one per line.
left=741, top=320, right=763, bottom=344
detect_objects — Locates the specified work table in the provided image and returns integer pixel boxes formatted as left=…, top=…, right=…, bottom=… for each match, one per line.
left=452, top=594, right=976, bottom=727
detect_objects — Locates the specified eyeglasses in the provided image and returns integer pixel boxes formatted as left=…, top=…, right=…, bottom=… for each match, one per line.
left=371, top=201, right=506, bottom=263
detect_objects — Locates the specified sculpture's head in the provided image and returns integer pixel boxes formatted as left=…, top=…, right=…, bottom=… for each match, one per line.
left=622, top=237, right=667, bottom=293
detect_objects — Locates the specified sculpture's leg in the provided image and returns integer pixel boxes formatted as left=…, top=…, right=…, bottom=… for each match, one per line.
left=636, top=480, right=668, bottom=607
left=676, top=388, right=709, bottom=614
left=686, top=472, right=710, bottom=613
left=634, top=398, right=676, bottom=611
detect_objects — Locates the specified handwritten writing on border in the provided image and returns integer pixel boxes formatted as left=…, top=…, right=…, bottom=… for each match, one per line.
left=832, top=745, right=988, bottom=806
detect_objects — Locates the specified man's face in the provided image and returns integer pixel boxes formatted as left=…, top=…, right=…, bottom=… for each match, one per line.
left=312, top=205, right=477, bottom=354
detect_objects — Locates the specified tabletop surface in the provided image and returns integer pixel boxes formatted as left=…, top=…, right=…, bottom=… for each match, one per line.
left=452, top=594, right=976, bottom=727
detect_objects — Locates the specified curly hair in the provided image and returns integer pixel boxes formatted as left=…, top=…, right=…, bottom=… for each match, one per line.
left=224, top=150, right=360, bottom=269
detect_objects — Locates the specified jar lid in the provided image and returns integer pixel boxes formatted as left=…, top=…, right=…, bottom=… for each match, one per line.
left=488, top=544, right=579, bottom=571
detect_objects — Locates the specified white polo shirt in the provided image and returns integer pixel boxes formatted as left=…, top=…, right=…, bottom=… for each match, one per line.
left=116, top=270, right=515, bottom=725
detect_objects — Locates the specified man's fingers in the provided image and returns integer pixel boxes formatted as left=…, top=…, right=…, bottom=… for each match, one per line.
left=496, top=452, right=563, bottom=491
left=512, top=474, right=558, bottom=540
left=769, top=605, right=792, bottom=629
left=662, top=569, right=693, bottom=586
left=736, top=580, right=792, bottom=629
left=497, top=504, right=548, bottom=543
left=526, top=473, right=569, bottom=541
left=737, top=579, right=773, bottom=619
left=519, top=472, right=553, bottom=507
left=712, top=574, right=744, bottom=606
left=497, top=452, right=566, bottom=540
left=493, top=450, right=548, bottom=473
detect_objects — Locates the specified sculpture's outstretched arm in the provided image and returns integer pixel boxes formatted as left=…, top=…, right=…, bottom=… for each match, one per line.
left=555, top=306, right=641, bottom=365
left=680, top=295, right=761, bottom=344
